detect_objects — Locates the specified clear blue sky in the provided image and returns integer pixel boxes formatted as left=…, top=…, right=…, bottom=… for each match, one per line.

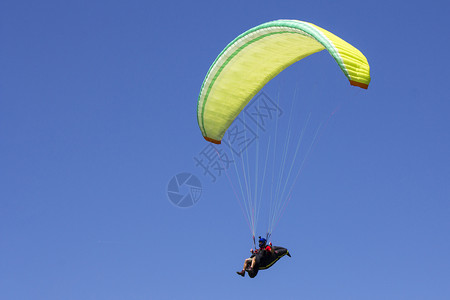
left=1, top=0, right=450, bottom=299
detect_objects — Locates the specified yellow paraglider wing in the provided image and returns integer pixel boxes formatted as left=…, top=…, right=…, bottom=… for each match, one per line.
left=197, top=20, right=370, bottom=144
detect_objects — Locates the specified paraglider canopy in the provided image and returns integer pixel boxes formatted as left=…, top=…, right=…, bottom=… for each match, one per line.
left=197, top=19, right=371, bottom=144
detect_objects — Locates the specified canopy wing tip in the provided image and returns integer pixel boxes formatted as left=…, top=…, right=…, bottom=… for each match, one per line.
left=350, top=80, right=369, bottom=89
left=204, top=136, right=221, bottom=144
